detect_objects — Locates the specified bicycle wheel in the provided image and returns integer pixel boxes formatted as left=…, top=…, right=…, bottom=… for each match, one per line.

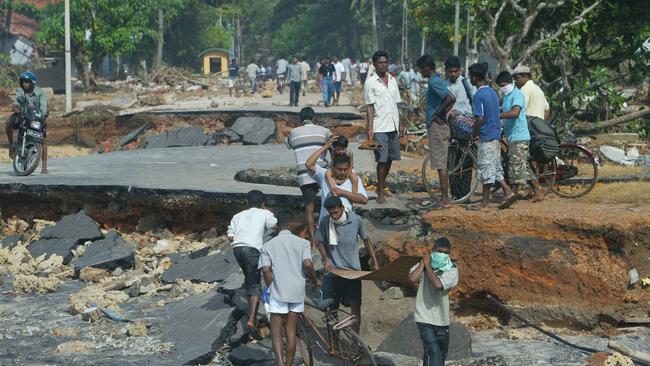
left=530, top=159, right=556, bottom=195
left=296, top=318, right=314, bottom=366
left=422, top=142, right=478, bottom=204
left=337, top=327, right=376, bottom=366
left=552, top=144, right=599, bottom=198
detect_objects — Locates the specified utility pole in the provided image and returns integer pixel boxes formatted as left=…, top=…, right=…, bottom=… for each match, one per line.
left=64, top=0, right=72, bottom=113
left=401, top=0, right=406, bottom=63
left=372, top=0, right=377, bottom=51
left=465, top=8, right=470, bottom=72
left=420, top=28, right=425, bottom=56
left=154, top=9, right=163, bottom=68
left=453, top=0, right=460, bottom=56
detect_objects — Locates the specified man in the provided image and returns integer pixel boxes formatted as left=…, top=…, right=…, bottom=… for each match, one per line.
left=512, top=65, right=550, bottom=121
left=388, top=61, right=397, bottom=76
left=6, top=71, right=49, bottom=174
left=260, top=210, right=320, bottom=366
left=416, top=55, right=456, bottom=208
left=276, top=57, right=289, bottom=94
left=408, top=237, right=459, bottom=366
left=316, top=196, right=379, bottom=333
left=444, top=56, right=475, bottom=115
left=332, top=56, right=345, bottom=106
left=300, top=57, right=310, bottom=96
left=306, top=145, right=368, bottom=219
left=227, top=58, right=240, bottom=97
left=319, top=58, right=336, bottom=107
left=287, top=57, right=303, bottom=107
left=365, top=50, right=402, bottom=204
left=246, top=60, right=260, bottom=93
left=468, top=63, right=516, bottom=209
left=342, top=57, right=352, bottom=86
left=286, top=107, right=333, bottom=248
left=350, top=60, right=359, bottom=87
left=359, top=59, right=369, bottom=84
left=227, top=190, right=277, bottom=332
left=496, top=71, right=544, bottom=202
left=397, top=63, right=421, bottom=106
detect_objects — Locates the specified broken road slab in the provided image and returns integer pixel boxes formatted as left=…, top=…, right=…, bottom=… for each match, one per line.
left=119, top=123, right=151, bottom=146
left=161, top=250, right=240, bottom=284
left=231, top=117, right=277, bottom=145
left=228, top=339, right=276, bottom=366
left=157, top=291, right=240, bottom=365
left=144, top=127, right=208, bottom=149
left=1, top=234, right=24, bottom=249
left=39, top=211, right=103, bottom=243
left=71, top=230, right=136, bottom=273
left=27, top=238, right=79, bottom=264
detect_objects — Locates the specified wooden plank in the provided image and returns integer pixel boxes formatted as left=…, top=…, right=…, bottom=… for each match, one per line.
left=329, top=256, right=421, bottom=284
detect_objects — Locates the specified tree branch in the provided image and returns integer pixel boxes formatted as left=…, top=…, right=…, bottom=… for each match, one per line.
left=513, top=0, right=602, bottom=67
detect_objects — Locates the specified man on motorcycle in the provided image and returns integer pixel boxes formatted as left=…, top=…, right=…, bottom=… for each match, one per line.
left=5, top=71, right=48, bottom=174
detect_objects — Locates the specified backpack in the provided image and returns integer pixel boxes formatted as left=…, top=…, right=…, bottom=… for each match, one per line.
left=527, top=116, right=560, bottom=163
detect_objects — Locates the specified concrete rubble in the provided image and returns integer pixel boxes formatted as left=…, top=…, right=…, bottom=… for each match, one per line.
left=143, top=126, right=209, bottom=149
left=161, top=250, right=240, bottom=284
left=72, top=230, right=136, bottom=274
left=231, top=117, right=277, bottom=145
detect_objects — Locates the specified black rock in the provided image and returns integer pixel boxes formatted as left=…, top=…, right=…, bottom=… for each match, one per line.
left=136, top=213, right=166, bottom=232
left=377, top=315, right=472, bottom=360
left=1, top=234, right=24, bottom=249
left=119, top=123, right=150, bottom=146
left=229, top=339, right=275, bottom=366
left=39, top=211, right=103, bottom=243
left=71, top=230, right=136, bottom=273
left=158, top=292, right=240, bottom=365
left=219, top=127, right=241, bottom=142
left=161, top=250, right=240, bottom=284
left=144, top=127, right=208, bottom=149
left=231, top=117, right=276, bottom=145
left=27, top=238, right=79, bottom=264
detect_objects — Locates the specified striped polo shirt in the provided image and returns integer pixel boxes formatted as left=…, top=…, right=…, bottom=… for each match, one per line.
left=285, top=120, right=332, bottom=186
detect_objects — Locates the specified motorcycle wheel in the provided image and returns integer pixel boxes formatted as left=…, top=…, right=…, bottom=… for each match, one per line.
left=13, top=140, right=41, bottom=176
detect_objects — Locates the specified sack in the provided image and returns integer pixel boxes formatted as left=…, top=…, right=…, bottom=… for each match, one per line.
left=447, top=110, right=475, bottom=141
left=527, top=116, right=560, bottom=163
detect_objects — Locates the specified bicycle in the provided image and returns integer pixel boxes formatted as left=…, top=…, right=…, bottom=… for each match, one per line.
left=547, top=106, right=600, bottom=198
left=295, top=288, right=376, bottom=366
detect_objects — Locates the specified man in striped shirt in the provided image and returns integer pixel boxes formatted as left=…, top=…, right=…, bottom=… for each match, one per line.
left=286, top=107, right=333, bottom=248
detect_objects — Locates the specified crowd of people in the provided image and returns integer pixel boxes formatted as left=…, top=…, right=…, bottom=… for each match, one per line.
left=223, top=48, right=557, bottom=366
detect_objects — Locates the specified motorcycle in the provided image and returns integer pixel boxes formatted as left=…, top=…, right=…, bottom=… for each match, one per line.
left=12, top=108, right=46, bottom=176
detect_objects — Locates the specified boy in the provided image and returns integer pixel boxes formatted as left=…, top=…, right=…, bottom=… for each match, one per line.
left=227, top=190, right=277, bottom=332
left=408, top=237, right=459, bottom=366
left=285, top=107, right=332, bottom=248
left=260, top=210, right=320, bottom=366
left=495, top=71, right=544, bottom=202
left=468, top=63, right=516, bottom=209
left=324, top=135, right=359, bottom=195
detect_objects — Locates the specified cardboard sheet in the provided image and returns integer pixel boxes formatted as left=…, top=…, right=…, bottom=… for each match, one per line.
left=329, top=256, right=421, bottom=283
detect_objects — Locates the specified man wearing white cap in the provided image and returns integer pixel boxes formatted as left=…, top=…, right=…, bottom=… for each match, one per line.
left=512, top=65, right=550, bottom=121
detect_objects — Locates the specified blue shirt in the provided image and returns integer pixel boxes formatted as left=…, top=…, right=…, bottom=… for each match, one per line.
left=425, top=74, right=451, bottom=128
left=501, top=88, right=530, bottom=142
left=228, top=64, right=239, bottom=78
left=472, top=86, right=501, bottom=142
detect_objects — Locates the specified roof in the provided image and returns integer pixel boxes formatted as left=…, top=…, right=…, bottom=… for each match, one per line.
left=198, top=48, right=234, bottom=58
left=1, top=12, right=39, bottom=40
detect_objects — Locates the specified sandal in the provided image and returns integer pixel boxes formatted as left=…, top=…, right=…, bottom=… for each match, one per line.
left=359, top=140, right=378, bottom=150
left=498, top=195, right=517, bottom=210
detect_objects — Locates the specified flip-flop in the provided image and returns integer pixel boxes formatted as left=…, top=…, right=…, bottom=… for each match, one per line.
left=359, top=140, right=378, bottom=150
left=498, top=195, right=517, bottom=210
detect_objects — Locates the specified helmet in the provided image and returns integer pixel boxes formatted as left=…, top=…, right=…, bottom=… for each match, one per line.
left=19, top=71, right=37, bottom=84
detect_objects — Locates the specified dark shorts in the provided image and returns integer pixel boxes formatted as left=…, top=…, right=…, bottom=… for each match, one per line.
left=233, top=246, right=262, bottom=297
left=322, top=273, right=362, bottom=307
left=334, top=81, right=342, bottom=92
left=300, top=183, right=320, bottom=205
left=373, top=131, right=401, bottom=163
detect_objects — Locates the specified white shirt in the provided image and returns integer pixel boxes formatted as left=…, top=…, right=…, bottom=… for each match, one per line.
left=359, top=62, right=368, bottom=73
left=447, top=75, right=476, bottom=115
left=276, top=59, right=288, bottom=74
left=313, top=166, right=367, bottom=219
left=300, top=61, right=310, bottom=79
left=364, top=72, right=401, bottom=133
left=521, top=80, right=550, bottom=120
left=334, top=62, right=345, bottom=82
left=227, top=207, right=277, bottom=251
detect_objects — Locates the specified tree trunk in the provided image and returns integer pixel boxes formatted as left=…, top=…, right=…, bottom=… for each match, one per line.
left=2, top=1, right=13, bottom=52
left=574, top=108, right=650, bottom=133
left=154, top=9, right=163, bottom=68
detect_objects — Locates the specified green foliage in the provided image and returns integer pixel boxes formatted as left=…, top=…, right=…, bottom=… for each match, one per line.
left=3, top=1, right=44, bottom=21
left=571, top=66, right=626, bottom=121
left=625, top=118, right=649, bottom=141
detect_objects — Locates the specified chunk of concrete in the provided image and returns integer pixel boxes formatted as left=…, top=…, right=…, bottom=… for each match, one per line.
left=161, top=250, right=239, bottom=284
left=39, top=211, right=103, bottom=243
left=158, top=292, right=239, bottom=365
left=119, top=123, right=150, bottom=146
left=110, top=94, right=138, bottom=109
left=377, top=315, right=472, bottom=360
left=28, top=238, right=79, bottom=264
left=231, top=117, right=277, bottom=145
left=71, top=230, right=135, bottom=273
left=1, top=234, right=24, bottom=249
left=144, top=127, right=208, bottom=149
